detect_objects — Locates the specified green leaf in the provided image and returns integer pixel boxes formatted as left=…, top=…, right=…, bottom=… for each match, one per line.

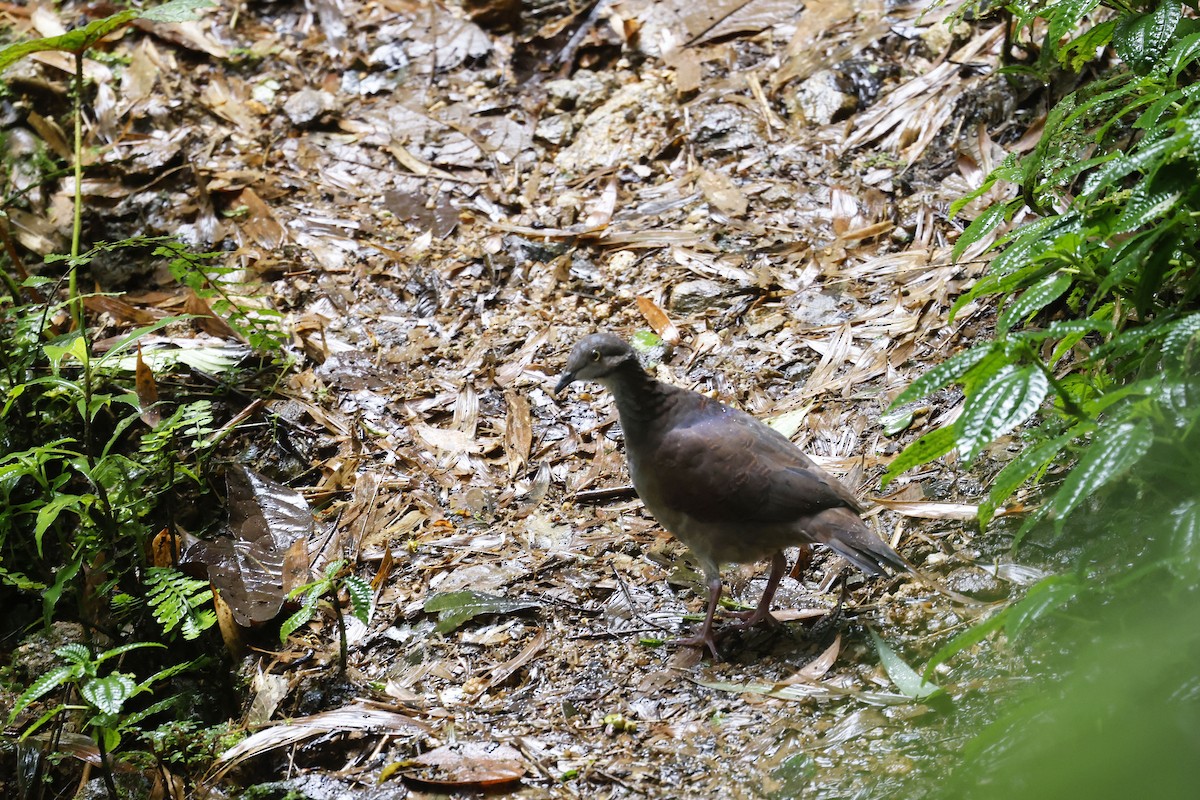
left=55, top=643, right=92, bottom=665
left=345, top=575, right=373, bottom=626
left=1005, top=574, right=1083, bottom=637
left=81, top=674, right=137, bottom=715
left=8, top=665, right=80, bottom=723
left=0, top=1, right=215, bottom=74
left=145, top=567, right=216, bottom=639
left=889, top=344, right=997, bottom=407
left=1169, top=499, right=1200, bottom=577
left=880, top=406, right=914, bottom=436
left=423, top=590, right=540, bottom=634
left=0, top=11, right=137, bottom=73
left=956, top=366, right=1049, bottom=465
left=1112, top=176, right=1186, bottom=234
left=139, top=0, right=217, bottom=24
left=1113, top=0, right=1183, bottom=70
left=923, top=606, right=1011, bottom=679
left=997, top=273, right=1072, bottom=334
left=1059, top=20, right=1117, bottom=71
left=1162, top=312, right=1200, bottom=371
left=881, top=425, right=958, bottom=488
left=1045, top=420, right=1154, bottom=532
left=979, top=431, right=1075, bottom=528
left=93, top=641, right=165, bottom=664
left=952, top=202, right=1010, bottom=261
left=1160, top=29, right=1200, bottom=79
left=279, top=588, right=322, bottom=644
left=869, top=629, right=943, bottom=700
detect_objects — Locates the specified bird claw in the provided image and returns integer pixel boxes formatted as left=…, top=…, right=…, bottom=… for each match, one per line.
left=672, top=631, right=722, bottom=661
left=725, top=608, right=780, bottom=630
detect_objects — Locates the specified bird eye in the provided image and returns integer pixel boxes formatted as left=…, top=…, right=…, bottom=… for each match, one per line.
left=590, top=349, right=601, bottom=362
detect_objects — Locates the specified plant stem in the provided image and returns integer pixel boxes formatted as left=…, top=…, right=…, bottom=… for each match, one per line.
left=70, top=50, right=84, bottom=331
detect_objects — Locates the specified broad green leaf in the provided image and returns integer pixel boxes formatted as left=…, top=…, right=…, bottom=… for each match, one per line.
left=979, top=431, right=1075, bottom=528
left=988, top=216, right=1075, bottom=277
left=1048, top=0, right=1102, bottom=45
left=0, top=1, right=214, bottom=74
left=345, top=574, right=373, bottom=626
left=43, top=336, right=89, bottom=371
left=1113, top=0, right=1182, bottom=70
left=81, top=674, right=136, bottom=715
left=55, top=643, right=92, bottom=665
left=1045, top=420, right=1154, bottom=532
left=879, top=406, right=914, bottom=436
left=952, top=202, right=1010, bottom=261
left=889, top=344, right=997, bottom=407
left=423, top=590, right=540, bottom=634
left=956, top=366, right=1049, bottom=464
left=1082, top=131, right=1181, bottom=198
left=997, top=273, right=1072, bottom=333
left=1160, top=30, right=1200, bottom=79
left=33, top=491, right=87, bottom=554
left=1112, top=171, right=1187, bottom=233
left=951, top=262, right=1058, bottom=322
left=881, top=425, right=958, bottom=488
left=869, top=629, right=943, bottom=700
left=1161, top=312, right=1200, bottom=370
left=1169, top=499, right=1200, bottom=577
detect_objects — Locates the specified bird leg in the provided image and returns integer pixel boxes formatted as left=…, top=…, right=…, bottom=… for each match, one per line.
left=672, top=573, right=724, bottom=660
left=727, top=550, right=788, bottom=629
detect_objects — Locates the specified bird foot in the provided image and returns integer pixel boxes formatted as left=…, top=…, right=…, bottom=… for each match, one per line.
left=725, top=608, right=780, bottom=630
left=671, top=630, right=722, bottom=661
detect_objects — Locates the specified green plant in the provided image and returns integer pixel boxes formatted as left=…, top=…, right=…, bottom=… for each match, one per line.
left=887, top=0, right=1200, bottom=563
left=280, top=560, right=373, bottom=675
left=0, top=2, right=288, bottom=794
left=7, top=641, right=195, bottom=800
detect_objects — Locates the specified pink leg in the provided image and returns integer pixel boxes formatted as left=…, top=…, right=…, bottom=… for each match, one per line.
left=672, top=573, right=723, bottom=660
left=729, top=551, right=787, bottom=629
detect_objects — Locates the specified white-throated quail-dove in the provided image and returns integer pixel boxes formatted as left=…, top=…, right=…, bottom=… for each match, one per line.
left=556, top=332, right=921, bottom=659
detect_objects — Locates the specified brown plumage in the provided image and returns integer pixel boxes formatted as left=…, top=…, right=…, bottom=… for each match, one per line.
left=556, top=332, right=914, bottom=659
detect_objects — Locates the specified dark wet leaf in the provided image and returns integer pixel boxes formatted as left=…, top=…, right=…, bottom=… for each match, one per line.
left=202, top=466, right=314, bottom=627
left=423, top=590, right=539, bottom=634
left=399, top=741, right=526, bottom=789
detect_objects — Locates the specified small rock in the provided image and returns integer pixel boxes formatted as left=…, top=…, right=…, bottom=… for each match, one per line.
left=670, top=279, right=733, bottom=313
left=790, top=70, right=857, bottom=125
left=942, top=567, right=1006, bottom=600
left=284, top=87, right=337, bottom=126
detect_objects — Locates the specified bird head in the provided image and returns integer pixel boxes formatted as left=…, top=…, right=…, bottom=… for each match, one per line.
left=555, top=332, right=639, bottom=393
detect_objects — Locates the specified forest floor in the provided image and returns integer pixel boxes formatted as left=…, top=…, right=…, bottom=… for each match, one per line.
left=2, top=0, right=1055, bottom=796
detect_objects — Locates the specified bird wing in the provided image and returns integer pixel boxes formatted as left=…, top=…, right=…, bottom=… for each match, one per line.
left=649, top=403, right=861, bottom=525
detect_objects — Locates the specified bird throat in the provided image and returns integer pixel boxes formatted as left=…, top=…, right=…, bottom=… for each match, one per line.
left=601, top=361, right=675, bottom=440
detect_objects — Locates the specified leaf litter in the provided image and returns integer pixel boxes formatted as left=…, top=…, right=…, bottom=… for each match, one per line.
left=0, top=0, right=1055, bottom=795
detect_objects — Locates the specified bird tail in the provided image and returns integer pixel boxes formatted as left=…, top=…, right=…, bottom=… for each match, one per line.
left=811, top=508, right=981, bottom=605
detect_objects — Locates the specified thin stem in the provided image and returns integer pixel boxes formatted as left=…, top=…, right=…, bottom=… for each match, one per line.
left=70, top=50, right=84, bottom=330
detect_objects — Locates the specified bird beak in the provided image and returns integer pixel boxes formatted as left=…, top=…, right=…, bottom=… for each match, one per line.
left=554, top=371, right=575, bottom=394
